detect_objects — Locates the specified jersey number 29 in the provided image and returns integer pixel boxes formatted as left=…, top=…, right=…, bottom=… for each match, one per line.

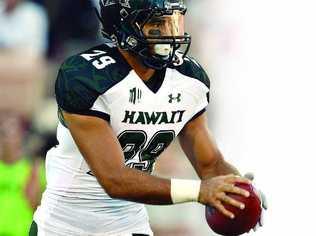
left=81, top=50, right=116, bottom=69
left=118, top=130, right=175, bottom=173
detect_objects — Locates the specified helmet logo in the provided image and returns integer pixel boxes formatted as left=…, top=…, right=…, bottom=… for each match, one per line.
left=101, top=0, right=116, bottom=7
left=126, top=36, right=138, bottom=48
left=119, top=0, right=131, bottom=8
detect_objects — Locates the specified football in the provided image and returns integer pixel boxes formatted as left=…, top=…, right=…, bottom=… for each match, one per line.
left=205, top=183, right=261, bottom=236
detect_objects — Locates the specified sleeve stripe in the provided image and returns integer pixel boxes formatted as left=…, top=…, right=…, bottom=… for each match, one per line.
left=69, top=110, right=110, bottom=122
left=187, top=108, right=206, bottom=123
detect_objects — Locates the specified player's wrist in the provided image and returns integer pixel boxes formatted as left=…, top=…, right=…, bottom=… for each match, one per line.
left=170, top=179, right=201, bottom=204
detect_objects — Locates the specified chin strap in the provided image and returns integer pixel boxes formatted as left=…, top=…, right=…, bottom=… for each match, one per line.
left=143, top=57, right=169, bottom=70
left=137, top=49, right=170, bottom=70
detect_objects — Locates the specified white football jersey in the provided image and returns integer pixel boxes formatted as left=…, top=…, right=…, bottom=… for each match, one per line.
left=34, top=44, right=210, bottom=235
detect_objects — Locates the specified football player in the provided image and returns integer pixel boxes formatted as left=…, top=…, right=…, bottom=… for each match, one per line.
left=30, top=0, right=267, bottom=235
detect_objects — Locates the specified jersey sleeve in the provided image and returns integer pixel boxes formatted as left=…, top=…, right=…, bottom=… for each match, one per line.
left=192, top=64, right=210, bottom=119
left=180, top=57, right=211, bottom=122
left=55, top=57, right=111, bottom=121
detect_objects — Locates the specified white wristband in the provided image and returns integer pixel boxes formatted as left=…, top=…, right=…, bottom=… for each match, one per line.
left=170, top=179, right=201, bottom=204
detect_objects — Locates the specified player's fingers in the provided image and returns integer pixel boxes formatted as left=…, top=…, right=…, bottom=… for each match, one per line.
left=222, top=184, right=250, bottom=198
left=219, top=194, right=245, bottom=210
left=227, top=176, right=252, bottom=185
left=213, top=201, right=235, bottom=219
left=224, top=174, right=235, bottom=177
left=221, top=174, right=236, bottom=180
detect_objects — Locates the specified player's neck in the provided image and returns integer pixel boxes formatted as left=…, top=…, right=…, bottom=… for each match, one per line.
left=118, top=48, right=155, bottom=82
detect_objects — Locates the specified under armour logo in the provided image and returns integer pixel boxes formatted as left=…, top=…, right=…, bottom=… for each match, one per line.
left=169, top=93, right=181, bottom=103
left=130, top=87, right=142, bottom=104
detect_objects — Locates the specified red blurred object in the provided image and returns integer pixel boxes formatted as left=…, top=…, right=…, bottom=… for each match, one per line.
left=205, top=183, right=261, bottom=236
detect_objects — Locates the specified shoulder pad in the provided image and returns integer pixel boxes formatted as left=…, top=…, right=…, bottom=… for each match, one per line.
left=55, top=44, right=131, bottom=113
left=173, top=55, right=210, bottom=89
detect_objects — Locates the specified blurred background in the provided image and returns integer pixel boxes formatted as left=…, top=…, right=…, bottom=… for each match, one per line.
left=1, top=0, right=316, bottom=235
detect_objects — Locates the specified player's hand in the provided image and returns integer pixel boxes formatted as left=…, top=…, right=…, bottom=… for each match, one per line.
left=199, top=174, right=252, bottom=219
left=244, top=173, right=268, bottom=232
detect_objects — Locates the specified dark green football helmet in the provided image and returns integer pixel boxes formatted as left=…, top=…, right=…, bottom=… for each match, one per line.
left=97, top=0, right=191, bottom=69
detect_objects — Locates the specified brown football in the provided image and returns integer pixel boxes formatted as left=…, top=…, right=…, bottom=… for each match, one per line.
left=205, top=183, right=261, bottom=236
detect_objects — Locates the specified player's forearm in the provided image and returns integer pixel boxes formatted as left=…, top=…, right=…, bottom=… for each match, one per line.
left=183, top=144, right=240, bottom=179
left=76, top=137, right=174, bottom=205
left=199, top=155, right=241, bottom=179
left=96, top=166, right=172, bottom=205
left=180, top=114, right=241, bottom=180
left=64, top=112, right=174, bottom=205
